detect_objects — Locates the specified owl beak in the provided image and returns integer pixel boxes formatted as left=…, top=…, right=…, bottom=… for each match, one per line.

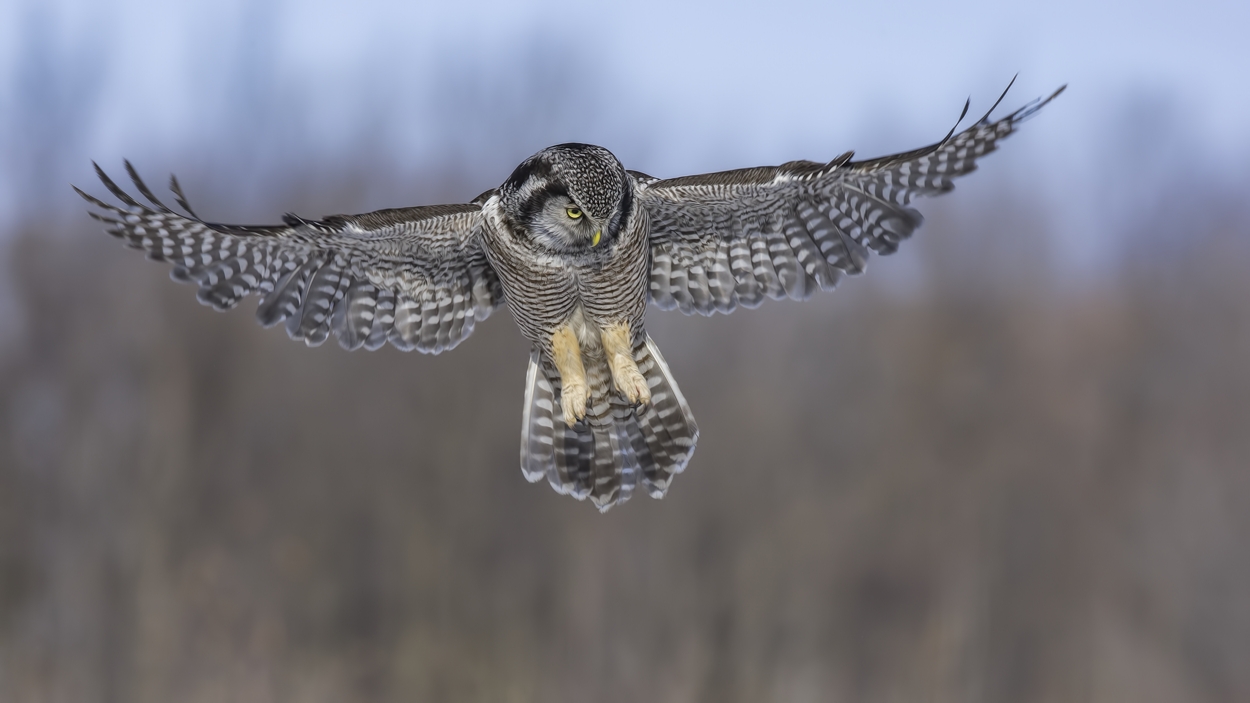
left=591, top=230, right=602, bottom=247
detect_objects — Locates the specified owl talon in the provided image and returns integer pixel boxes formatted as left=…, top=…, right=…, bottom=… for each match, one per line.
left=561, top=380, right=590, bottom=427
left=551, top=325, right=589, bottom=427
left=615, top=363, right=651, bottom=407
left=601, top=322, right=650, bottom=408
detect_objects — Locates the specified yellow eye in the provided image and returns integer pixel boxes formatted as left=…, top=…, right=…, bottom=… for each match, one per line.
left=566, top=207, right=583, bottom=219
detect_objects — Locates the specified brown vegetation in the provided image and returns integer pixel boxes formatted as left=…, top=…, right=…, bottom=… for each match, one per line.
left=1, top=166, right=1248, bottom=702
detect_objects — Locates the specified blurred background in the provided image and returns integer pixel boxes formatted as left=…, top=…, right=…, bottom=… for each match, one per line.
left=2, top=0, right=1249, bottom=701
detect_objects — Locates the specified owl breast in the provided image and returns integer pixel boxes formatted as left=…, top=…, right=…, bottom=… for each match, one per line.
left=478, top=190, right=650, bottom=355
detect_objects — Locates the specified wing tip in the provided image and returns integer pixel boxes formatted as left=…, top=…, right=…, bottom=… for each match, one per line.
left=974, top=73, right=1018, bottom=125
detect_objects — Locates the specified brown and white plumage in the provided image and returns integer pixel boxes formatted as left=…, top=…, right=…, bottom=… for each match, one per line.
left=78, top=82, right=1062, bottom=511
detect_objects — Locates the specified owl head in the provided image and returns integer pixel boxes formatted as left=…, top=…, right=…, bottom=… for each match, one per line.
left=498, top=143, right=632, bottom=255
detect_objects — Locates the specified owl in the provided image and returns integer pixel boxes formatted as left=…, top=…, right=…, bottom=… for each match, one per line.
left=78, top=83, right=1063, bottom=511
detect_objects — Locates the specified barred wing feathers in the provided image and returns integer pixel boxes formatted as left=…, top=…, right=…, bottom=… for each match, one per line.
left=77, top=163, right=504, bottom=353
left=640, top=84, right=1064, bottom=315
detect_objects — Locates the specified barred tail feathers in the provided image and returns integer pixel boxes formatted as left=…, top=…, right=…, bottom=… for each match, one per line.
left=520, top=334, right=698, bottom=511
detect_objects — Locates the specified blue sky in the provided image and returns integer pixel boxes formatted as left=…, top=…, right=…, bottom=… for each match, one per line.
left=2, top=0, right=1247, bottom=269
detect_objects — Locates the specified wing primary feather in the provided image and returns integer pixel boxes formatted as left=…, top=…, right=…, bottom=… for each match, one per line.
left=73, top=186, right=119, bottom=215
left=785, top=203, right=836, bottom=290
left=293, top=259, right=350, bottom=346
left=123, top=160, right=175, bottom=214
left=92, top=162, right=144, bottom=210
left=975, top=73, right=1018, bottom=125
left=1001, top=84, right=1067, bottom=124
left=946, top=98, right=973, bottom=144
left=167, top=174, right=201, bottom=219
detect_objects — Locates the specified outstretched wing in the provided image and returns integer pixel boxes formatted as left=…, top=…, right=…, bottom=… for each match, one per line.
left=639, top=83, right=1065, bottom=315
left=77, top=164, right=505, bottom=353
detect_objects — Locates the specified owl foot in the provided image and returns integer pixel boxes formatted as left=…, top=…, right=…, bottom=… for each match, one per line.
left=560, top=379, right=591, bottom=427
left=600, top=322, right=650, bottom=407
left=551, top=325, right=589, bottom=427
left=612, top=359, right=651, bottom=407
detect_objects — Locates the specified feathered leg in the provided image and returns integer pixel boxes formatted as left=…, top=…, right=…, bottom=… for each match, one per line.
left=601, top=322, right=651, bottom=406
left=550, top=325, right=589, bottom=426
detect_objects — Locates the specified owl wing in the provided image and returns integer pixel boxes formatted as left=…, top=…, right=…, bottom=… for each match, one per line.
left=638, top=83, right=1064, bottom=315
left=77, top=163, right=505, bottom=353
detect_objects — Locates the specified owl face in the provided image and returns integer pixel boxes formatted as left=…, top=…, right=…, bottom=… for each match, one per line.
left=499, top=143, right=632, bottom=255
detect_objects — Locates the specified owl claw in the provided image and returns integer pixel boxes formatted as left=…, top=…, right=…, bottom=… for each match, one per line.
left=561, top=380, right=590, bottom=427
left=551, top=325, right=589, bottom=427
left=615, top=363, right=651, bottom=407
left=600, top=322, right=651, bottom=408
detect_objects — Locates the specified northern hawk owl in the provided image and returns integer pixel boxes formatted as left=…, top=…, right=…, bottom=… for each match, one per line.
left=78, top=83, right=1063, bottom=511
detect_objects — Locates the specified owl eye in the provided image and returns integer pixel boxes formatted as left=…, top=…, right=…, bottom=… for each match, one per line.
left=565, top=207, right=583, bottom=220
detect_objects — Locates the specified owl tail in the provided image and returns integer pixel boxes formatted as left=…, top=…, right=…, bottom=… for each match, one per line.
left=520, top=333, right=699, bottom=511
